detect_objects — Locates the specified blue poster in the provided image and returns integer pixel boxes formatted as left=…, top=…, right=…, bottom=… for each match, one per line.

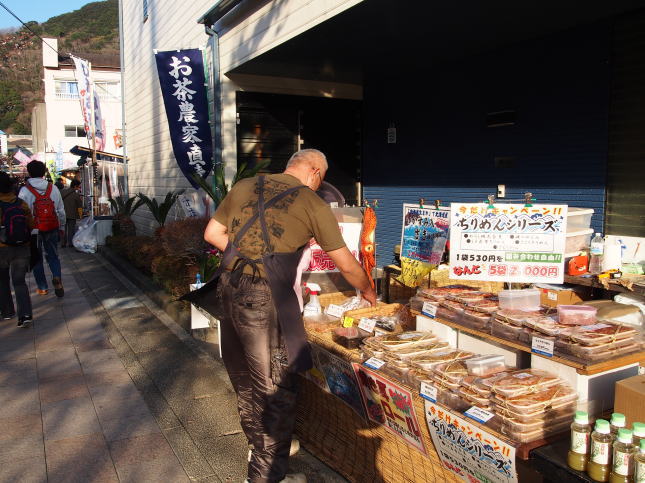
left=154, top=48, right=213, bottom=188
left=400, top=204, right=451, bottom=264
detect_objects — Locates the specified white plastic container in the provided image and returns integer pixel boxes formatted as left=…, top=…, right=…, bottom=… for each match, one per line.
left=565, top=228, right=594, bottom=253
left=567, top=208, right=594, bottom=233
left=557, top=305, right=598, bottom=325
left=602, top=238, right=622, bottom=272
left=498, top=289, right=541, bottom=312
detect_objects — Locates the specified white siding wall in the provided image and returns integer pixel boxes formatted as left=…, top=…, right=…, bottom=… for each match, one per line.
left=121, top=0, right=362, bottom=234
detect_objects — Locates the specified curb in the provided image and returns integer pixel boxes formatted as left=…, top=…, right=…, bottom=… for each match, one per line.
left=99, top=245, right=191, bottom=330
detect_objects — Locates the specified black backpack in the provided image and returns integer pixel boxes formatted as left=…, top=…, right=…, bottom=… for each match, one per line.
left=0, top=199, right=31, bottom=246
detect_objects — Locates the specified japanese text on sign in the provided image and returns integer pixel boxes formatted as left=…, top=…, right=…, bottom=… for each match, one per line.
left=425, top=400, right=518, bottom=483
left=400, top=204, right=451, bottom=264
left=352, top=364, right=426, bottom=454
left=449, top=203, right=568, bottom=284
left=306, top=223, right=361, bottom=272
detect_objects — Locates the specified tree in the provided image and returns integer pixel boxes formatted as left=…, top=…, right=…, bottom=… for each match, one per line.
left=0, top=81, right=24, bottom=131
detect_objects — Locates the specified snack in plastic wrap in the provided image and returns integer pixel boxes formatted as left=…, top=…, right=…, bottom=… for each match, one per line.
left=491, top=414, right=574, bottom=443
left=458, top=386, right=492, bottom=408
left=568, top=322, right=637, bottom=346
left=386, top=340, right=451, bottom=361
left=468, top=299, right=499, bottom=314
left=332, top=326, right=369, bottom=349
left=523, top=316, right=578, bottom=337
left=376, top=331, right=439, bottom=351
left=495, top=309, right=541, bottom=326
left=492, top=399, right=577, bottom=423
left=439, top=299, right=466, bottom=313
left=460, top=309, right=493, bottom=330
left=491, top=317, right=523, bottom=340
left=409, top=350, right=474, bottom=371
left=487, top=371, right=563, bottom=398
left=431, top=360, right=469, bottom=384
left=555, top=337, right=639, bottom=361
left=324, top=296, right=369, bottom=318
left=303, top=314, right=341, bottom=333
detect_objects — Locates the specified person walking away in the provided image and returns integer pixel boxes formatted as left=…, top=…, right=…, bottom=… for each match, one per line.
left=19, top=160, right=66, bottom=297
left=194, top=149, right=376, bottom=483
left=60, top=179, right=83, bottom=248
left=0, top=173, right=35, bottom=327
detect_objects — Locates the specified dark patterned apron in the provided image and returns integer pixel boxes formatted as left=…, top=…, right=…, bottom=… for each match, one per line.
left=182, top=176, right=313, bottom=372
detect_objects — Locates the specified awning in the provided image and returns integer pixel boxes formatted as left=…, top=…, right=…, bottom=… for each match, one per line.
left=70, top=145, right=127, bottom=163
left=197, top=0, right=244, bottom=25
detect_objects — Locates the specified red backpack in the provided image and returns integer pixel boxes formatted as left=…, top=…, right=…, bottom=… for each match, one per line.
left=25, top=183, right=59, bottom=232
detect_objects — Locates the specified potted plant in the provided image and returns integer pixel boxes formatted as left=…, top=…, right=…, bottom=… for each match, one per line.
left=137, top=189, right=185, bottom=236
left=108, top=195, right=145, bottom=237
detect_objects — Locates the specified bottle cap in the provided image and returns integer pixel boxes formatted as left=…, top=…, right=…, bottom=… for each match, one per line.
left=617, top=428, right=633, bottom=444
left=611, top=413, right=626, bottom=427
left=633, top=422, right=645, bottom=437
left=595, top=419, right=610, bottom=434
left=640, top=439, right=645, bottom=452
left=574, top=411, right=589, bottom=425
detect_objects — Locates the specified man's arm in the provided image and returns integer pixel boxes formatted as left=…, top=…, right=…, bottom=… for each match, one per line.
left=204, top=218, right=229, bottom=252
left=326, top=246, right=377, bottom=306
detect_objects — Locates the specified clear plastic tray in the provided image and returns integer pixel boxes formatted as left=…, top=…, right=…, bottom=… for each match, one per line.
left=439, top=300, right=466, bottom=313
left=446, top=292, right=486, bottom=304
left=485, top=370, right=561, bottom=398
left=556, top=338, right=639, bottom=361
left=374, top=332, right=439, bottom=351
left=458, top=387, right=492, bottom=408
left=557, top=305, right=597, bottom=325
left=384, top=341, right=451, bottom=361
left=491, top=318, right=523, bottom=340
left=491, top=400, right=577, bottom=423
left=495, top=309, right=541, bottom=326
left=465, top=355, right=506, bottom=377
left=332, top=327, right=370, bottom=348
left=433, top=375, right=462, bottom=391
left=436, top=306, right=460, bottom=322
left=460, top=309, right=493, bottom=330
left=409, top=350, right=475, bottom=371
left=467, top=299, right=499, bottom=314
left=490, top=384, right=576, bottom=411
left=493, top=418, right=572, bottom=443
left=568, top=322, right=637, bottom=346
left=490, top=410, right=575, bottom=434
left=523, top=316, right=578, bottom=337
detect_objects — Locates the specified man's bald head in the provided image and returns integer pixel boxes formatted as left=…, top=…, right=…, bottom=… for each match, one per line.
left=284, top=149, right=328, bottom=191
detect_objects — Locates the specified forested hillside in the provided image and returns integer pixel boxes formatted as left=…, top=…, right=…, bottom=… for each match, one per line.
left=0, top=0, right=119, bottom=134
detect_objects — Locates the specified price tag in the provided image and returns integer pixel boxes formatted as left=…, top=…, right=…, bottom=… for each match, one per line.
left=326, top=304, right=345, bottom=318
left=342, top=316, right=354, bottom=328
left=358, top=317, right=377, bottom=333
left=531, top=336, right=555, bottom=357
left=420, top=381, right=437, bottom=402
left=464, top=406, right=495, bottom=424
left=421, top=301, right=437, bottom=318
left=547, top=291, right=558, bottom=301
left=364, top=357, right=386, bottom=370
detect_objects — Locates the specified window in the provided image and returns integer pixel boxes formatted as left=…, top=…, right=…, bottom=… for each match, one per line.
left=94, top=81, right=121, bottom=101
left=143, top=0, right=148, bottom=22
left=65, top=125, right=86, bottom=138
left=55, top=81, right=79, bottom=99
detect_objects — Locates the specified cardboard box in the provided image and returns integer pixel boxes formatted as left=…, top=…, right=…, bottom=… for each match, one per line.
left=537, top=285, right=585, bottom=307
left=614, top=374, right=645, bottom=425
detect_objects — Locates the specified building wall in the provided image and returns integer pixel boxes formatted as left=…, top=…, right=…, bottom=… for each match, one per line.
left=362, top=22, right=611, bottom=264
left=42, top=67, right=122, bottom=167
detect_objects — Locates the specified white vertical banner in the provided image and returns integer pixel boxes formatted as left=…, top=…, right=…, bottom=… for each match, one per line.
left=71, top=56, right=93, bottom=146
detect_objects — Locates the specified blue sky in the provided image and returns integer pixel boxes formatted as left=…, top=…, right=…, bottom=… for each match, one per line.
left=0, top=0, right=100, bottom=29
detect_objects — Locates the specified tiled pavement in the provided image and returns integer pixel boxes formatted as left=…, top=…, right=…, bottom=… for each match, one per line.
left=0, top=248, right=346, bottom=483
left=0, top=260, right=189, bottom=483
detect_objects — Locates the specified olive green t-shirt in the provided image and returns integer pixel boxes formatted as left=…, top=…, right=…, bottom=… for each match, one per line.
left=212, top=173, right=346, bottom=273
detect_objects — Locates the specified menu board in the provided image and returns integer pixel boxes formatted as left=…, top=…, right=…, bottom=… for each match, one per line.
left=449, top=203, right=568, bottom=284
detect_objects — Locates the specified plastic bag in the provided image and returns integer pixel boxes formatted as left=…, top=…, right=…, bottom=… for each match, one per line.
left=73, top=217, right=98, bottom=253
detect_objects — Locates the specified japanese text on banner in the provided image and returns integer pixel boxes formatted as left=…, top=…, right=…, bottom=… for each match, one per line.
left=352, top=364, right=426, bottom=454
left=425, top=400, right=518, bottom=483
left=448, top=203, right=567, bottom=284
left=154, top=49, right=213, bottom=188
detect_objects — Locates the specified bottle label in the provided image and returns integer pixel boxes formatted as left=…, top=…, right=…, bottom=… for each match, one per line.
left=571, top=431, right=588, bottom=454
left=613, top=449, right=633, bottom=476
left=636, top=461, right=645, bottom=483
left=591, top=441, right=610, bottom=465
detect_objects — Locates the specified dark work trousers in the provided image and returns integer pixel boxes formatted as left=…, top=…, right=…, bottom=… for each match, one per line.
left=217, top=271, right=298, bottom=483
left=0, top=245, right=32, bottom=319
left=64, top=219, right=77, bottom=247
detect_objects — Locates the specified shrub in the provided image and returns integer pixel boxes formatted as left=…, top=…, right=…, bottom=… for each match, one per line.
left=160, top=216, right=211, bottom=262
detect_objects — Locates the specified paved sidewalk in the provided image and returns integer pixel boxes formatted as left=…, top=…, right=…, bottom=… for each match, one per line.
left=1, top=248, right=345, bottom=483
left=0, top=256, right=190, bottom=483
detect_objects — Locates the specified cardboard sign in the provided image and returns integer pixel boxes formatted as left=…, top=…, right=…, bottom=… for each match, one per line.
left=353, top=364, right=427, bottom=455
left=425, top=400, right=518, bottom=483
left=306, top=222, right=361, bottom=272
left=449, top=203, right=568, bottom=284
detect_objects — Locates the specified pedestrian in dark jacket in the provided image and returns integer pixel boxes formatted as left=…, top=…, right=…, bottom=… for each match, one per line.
left=0, top=172, right=35, bottom=327
left=60, top=179, right=83, bottom=248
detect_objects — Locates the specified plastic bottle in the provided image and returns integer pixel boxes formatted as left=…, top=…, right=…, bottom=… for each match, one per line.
left=611, top=414, right=627, bottom=440
left=195, top=273, right=203, bottom=289
left=634, top=439, right=645, bottom=483
left=590, top=233, right=604, bottom=274
left=634, top=424, right=645, bottom=446
left=303, top=283, right=322, bottom=316
left=588, top=419, right=613, bottom=482
left=609, top=428, right=636, bottom=483
left=568, top=410, right=592, bottom=471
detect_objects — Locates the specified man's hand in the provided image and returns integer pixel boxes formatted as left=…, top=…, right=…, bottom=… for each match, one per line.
left=326, top=246, right=377, bottom=306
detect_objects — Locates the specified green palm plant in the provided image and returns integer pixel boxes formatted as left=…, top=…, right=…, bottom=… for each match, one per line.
left=191, top=160, right=270, bottom=208
left=109, top=195, right=145, bottom=236
left=137, top=189, right=185, bottom=235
